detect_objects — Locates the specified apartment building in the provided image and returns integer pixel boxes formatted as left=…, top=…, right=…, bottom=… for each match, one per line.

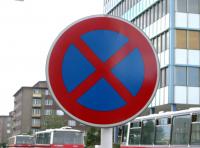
left=13, top=81, right=86, bottom=135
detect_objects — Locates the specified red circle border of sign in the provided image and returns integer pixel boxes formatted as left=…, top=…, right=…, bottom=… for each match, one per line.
left=46, top=15, right=160, bottom=127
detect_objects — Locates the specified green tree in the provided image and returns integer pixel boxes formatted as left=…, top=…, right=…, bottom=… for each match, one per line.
left=85, top=127, right=100, bottom=148
left=42, top=115, right=67, bottom=129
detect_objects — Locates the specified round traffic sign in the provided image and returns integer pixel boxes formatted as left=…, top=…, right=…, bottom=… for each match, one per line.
left=46, top=15, right=159, bottom=127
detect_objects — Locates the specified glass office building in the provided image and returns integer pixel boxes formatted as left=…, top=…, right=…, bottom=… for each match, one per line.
left=104, top=0, right=200, bottom=113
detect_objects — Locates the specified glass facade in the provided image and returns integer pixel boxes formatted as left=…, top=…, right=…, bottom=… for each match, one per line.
left=104, top=0, right=200, bottom=107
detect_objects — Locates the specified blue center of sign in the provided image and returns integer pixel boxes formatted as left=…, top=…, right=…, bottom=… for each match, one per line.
left=62, top=30, right=144, bottom=111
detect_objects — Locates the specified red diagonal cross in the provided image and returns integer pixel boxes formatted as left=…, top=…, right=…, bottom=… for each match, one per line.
left=68, top=38, right=138, bottom=104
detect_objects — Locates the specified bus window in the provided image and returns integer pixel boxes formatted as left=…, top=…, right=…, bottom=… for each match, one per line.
left=53, top=131, right=84, bottom=144
left=191, top=114, right=200, bottom=145
left=171, top=115, right=191, bottom=145
left=121, top=125, right=128, bottom=143
left=129, top=122, right=141, bottom=145
left=36, top=133, right=51, bottom=144
left=17, top=136, right=34, bottom=144
left=155, top=118, right=171, bottom=145
left=141, top=119, right=155, bottom=145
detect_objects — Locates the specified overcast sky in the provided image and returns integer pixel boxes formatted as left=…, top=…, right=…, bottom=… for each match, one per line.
left=0, top=0, right=103, bottom=115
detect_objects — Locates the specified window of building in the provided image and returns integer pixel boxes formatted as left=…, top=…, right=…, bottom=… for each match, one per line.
left=162, top=0, right=167, bottom=16
left=132, top=19, right=136, bottom=25
left=131, top=0, right=135, bottom=7
left=175, top=0, right=187, bottom=12
left=122, top=2, right=125, bottom=15
left=45, top=99, right=53, bottom=106
left=68, top=120, right=76, bottom=127
left=166, top=0, right=170, bottom=13
left=136, top=17, right=140, bottom=27
left=56, top=110, right=64, bottom=116
left=124, top=0, right=127, bottom=13
left=188, top=0, right=200, bottom=13
left=161, top=33, right=166, bottom=52
left=157, top=35, right=162, bottom=53
left=174, top=66, right=200, bottom=86
left=153, top=37, right=158, bottom=53
left=150, top=7, right=154, bottom=24
left=187, top=67, right=200, bottom=87
left=140, top=14, right=143, bottom=29
left=127, top=0, right=131, bottom=11
left=175, top=30, right=187, bottom=49
left=32, top=99, right=41, bottom=105
left=171, top=115, right=191, bottom=145
left=161, top=68, right=168, bottom=88
left=32, top=118, right=40, bottom=126
left=119, top=2, right=122, bottom=16
left=45, top=89, right=49, bottom=95
left=33, top=89, right=40, bottom=94
left=141, top=119, right=155, bottom=144
left=166, top=31, right=169, bottom=49
left=32, top=109, right=41, bottom=115
left=7, top=130, right=11, bottom=134
left=187, top=31, right=200, bottom=50
left=158, top=1, right=162, bottom=18
left=154, top=4, right=159, bottom=21
left=116, top=7, right=119, bottom=16
left=143, top=12, right=147, bottom=28
left=174, top=66, right=187, bottom=86
left=44, top=109, right=53, bottom=115
left=146, top=9, right=150, bottom=26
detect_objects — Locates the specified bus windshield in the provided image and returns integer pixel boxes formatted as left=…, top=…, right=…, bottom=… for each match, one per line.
left=53, top=131, right=84, bottom=144
left=16, top=136, right=35, bottom=144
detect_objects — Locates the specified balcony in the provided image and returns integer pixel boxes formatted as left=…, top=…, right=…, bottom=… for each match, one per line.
left=32, top=104, right=41, bottom=108
left=32, top=114, right=41, bottom=118
left=32, top=93, right=42, bottom=98
left=32, top=124, right=41, bottom=128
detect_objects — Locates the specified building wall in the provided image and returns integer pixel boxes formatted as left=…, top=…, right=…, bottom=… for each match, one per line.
left=104, top=0, right=200, bottom=110
left=21, top=88, right=33, bottom=134
left=0, top=116, right=12, bottom=144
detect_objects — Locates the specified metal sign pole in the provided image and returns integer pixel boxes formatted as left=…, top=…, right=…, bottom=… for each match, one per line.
left=101, top=128, right=113, bottom=148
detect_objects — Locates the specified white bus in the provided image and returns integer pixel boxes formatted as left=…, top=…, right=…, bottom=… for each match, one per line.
left=34, top=127, right=84, bottom=148
left=121, top=108, right=200, bottom=148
